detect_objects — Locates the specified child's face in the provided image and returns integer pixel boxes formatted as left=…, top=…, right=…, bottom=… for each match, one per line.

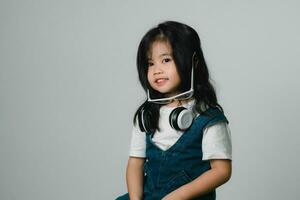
left=147, top=41, right=181, bottom=97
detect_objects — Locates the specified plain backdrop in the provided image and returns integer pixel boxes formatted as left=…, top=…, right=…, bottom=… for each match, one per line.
left=1, top=0, right=300, bottom=199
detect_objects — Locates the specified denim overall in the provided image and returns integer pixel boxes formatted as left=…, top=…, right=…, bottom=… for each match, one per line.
left=116, top=107, right=228, bottom=200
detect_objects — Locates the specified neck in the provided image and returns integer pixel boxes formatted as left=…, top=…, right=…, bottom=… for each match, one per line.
left=165, top=98, right=195, bottom=108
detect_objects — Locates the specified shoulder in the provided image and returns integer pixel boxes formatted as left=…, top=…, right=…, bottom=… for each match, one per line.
left=129, top=124, right=146, bottom=158
left=203, top=121, right=231, bottom=135
left=202, top=121, right=232, bottom=160
left=194, top=107, right=229, bottom=129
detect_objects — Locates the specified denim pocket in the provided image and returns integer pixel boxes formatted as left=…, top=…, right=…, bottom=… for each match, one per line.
left=143, top=161, right=154, bottom=193
left=164, top=170, right=192, bottom=195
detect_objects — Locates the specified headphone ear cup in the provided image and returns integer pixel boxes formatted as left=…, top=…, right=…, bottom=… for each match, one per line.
left=169, top=107, right=194, bottom=131
left=138, top=106, right=151, bottom=133
left=137, top=108, right=145, bottom=132
left=169, top=107, right=185, bottom=130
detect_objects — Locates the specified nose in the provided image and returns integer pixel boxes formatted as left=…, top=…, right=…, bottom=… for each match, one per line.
left=153, top=63, right=163, bottom=75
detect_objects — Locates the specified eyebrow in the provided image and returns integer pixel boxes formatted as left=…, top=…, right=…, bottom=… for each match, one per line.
left=147, top=53, right=172, bottom=60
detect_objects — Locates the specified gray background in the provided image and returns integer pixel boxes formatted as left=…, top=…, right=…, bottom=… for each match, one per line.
left=1, top=0, right=299, bottom=199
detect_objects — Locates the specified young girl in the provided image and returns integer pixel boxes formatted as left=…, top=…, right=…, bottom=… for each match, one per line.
left=116, top=21, right=232, bottom=200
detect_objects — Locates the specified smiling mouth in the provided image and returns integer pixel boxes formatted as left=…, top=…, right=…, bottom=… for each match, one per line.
left=155, top=78, right=168, bottom=86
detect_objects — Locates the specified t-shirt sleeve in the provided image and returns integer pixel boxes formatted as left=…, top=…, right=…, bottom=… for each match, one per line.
left=202, top=121, right=232, bottom=161
left=128, top=124, right=146, bottom=158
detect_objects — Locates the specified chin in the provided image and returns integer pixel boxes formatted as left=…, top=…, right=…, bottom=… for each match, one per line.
left=154, top=88, right=170, bottom=94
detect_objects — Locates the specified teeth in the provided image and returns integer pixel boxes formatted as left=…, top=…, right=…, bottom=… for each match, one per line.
left=156, top=78, right=167, bottom=83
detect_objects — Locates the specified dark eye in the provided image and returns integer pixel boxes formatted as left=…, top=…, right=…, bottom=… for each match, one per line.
left=163, top=58, right=171, bottom=63
left=147, top=62, right=154, bottom=67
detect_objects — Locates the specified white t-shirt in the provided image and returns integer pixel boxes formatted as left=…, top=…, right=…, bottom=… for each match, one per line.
left=129, top=100, right=232, bottom=161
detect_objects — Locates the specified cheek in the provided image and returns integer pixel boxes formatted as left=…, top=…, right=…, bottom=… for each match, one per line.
left=147, top=69, right=152, bottom=81
left=176, top=73, right=181, bottom=83
left=171, top=70, right=181, bottom=83
left=146, top=72, right=152, bottom=88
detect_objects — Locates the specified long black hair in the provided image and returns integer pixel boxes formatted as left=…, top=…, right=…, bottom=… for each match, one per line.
left=133, top=21, right=223, bottom=132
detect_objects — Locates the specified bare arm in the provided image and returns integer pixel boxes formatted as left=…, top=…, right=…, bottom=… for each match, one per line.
left=126, top=157, right=145, bottom=200
left=163, top=159, right=232, bottom=200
